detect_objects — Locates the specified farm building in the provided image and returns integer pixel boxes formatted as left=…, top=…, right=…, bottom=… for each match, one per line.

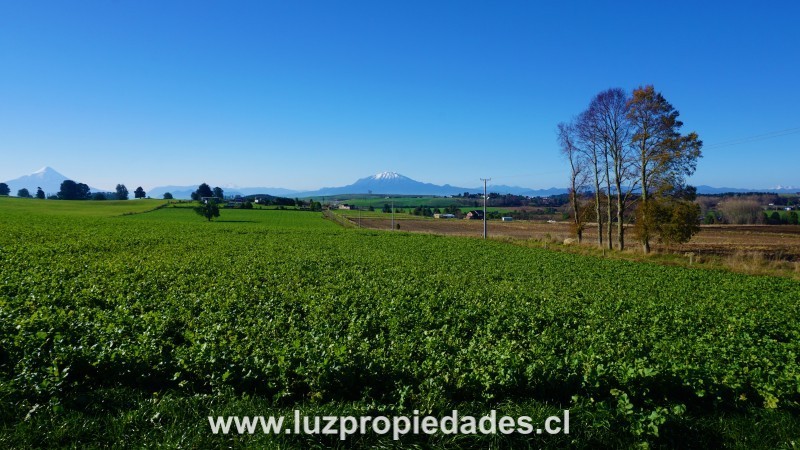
left=434, top=213, right=456, bottom=219
left=338, top=204, right=354, bottom=210
left=465, top=210, right=484, bottom=220
left=501, top=216, right=513, bottom=222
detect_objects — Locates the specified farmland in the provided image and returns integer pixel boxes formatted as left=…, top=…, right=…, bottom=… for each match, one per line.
left=349, top=214, right=800, bottom=276
left=1, top=198, right=800, bottom=448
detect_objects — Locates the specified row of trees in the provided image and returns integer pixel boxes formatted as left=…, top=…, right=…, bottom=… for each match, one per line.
left=704, top=197, right=799, bottom=225
left=0, top=181, right=147, bottom=200
left=0, top=184, right=46, bottom=199
left=558, top=85, right=703, bottom=253
left=113, top=184, right=146, bottom=200
left=58, top=182, right=147, bottom=200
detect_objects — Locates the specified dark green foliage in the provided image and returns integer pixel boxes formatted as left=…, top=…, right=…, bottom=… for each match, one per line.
left=57, top=180, right=91, bottom=200
left=411, top=206, right=434, bottom=216
left=635, top=198, right=701, bottom=246
left=0, top=182, right=9, bottom=195
left=213, top=186, right=224, bottom=199
left=92, top=192, right=107, bottom=200
left=789, top=211, right=799, bottom=225
left=191, top=183, right=213, bottom=201
left=163, top=192, right=173, bottom=200
left=115, top=184, right=129, bottom=200
left=134, top=186, right=146, bottom=199
left=193, top=201, right=220, bottom=221
left=443, top=204, right=462, bottom=217
left=16, top=188, right=31, bottom=198
left=36, top=187, right=45, bottom=199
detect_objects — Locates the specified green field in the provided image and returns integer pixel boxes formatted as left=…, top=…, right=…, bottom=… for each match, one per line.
left=332, top=196, right=463, bottom=209
left=334, top=206, right=519, bottom=216
left=1, top=198, right=799, bottom=448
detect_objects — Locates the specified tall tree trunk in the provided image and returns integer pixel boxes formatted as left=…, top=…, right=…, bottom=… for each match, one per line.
left=590, top=149, right=603, bottom=248
left=594, top=179, right=603, bottom=248
left=616, top=178, right=625, bottom=250
left=571, top=189, right=582, bottom=243
left=641, top=162, right=650, bottom=254
left=605, top=165, right=613, bottom=250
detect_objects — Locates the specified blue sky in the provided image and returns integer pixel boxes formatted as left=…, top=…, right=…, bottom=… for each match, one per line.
left=1, top=1, right=798, bottom=191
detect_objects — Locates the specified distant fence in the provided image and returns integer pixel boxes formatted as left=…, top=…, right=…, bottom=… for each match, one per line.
left=119, top=201, right=171, bottom=216
left=323, top=210, right=357, bottom=228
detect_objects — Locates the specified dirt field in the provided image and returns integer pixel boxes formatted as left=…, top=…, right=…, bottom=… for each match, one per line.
left=354, top=217, right=800, bottom=261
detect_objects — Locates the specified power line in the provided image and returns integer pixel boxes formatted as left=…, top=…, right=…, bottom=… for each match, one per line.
left=487, top=170, right=563, bottom=181
left=480, top=178, right=491, bottom=239
left=704, top=126, right=800, bottom=149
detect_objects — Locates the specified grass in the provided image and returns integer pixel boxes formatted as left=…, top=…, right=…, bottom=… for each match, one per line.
left=506, top=234, right=800, bottom=281
left=0, top=196, right=167, bottom=216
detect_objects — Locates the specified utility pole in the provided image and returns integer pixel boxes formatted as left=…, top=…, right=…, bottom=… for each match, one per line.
left=386, top=196, right=394, bottom=230
left=480, top=178, right=491, bottom=239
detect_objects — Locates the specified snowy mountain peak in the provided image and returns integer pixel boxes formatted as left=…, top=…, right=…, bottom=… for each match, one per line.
left=32, top=166, right=60, bottom=176
left=371, top=171, right=405, bottom=181
left=3, top=166, right=75, bottom=196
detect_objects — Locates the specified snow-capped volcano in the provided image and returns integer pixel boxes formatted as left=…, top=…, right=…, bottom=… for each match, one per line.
left=369, top=171, right=409, bottom=181
left=1, top=166, right=105, bottom=196
left=3, top=167, right=71, bottom=196
left=299, top=172, right=462, bottom=196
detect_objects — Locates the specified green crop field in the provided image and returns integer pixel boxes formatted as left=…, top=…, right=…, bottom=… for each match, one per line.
left=333, top=209, right=419, bottom=220
left=1, top=197, right=799, bottom=448
left=336, top=196, right=464, bottom=209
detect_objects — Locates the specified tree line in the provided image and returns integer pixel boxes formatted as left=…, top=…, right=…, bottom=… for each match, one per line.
left=0, top=181, right=150, bottom=200
left=558, top=85, right=703, bottom=253
left=0, top=184, right=46, bottom=199
left=698, top=194, right=800, bottom=225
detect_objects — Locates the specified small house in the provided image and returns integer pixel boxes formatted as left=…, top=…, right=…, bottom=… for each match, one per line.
left=501, top=216, right=513, bottom=222
left=465, top=210, right=484, bottom=220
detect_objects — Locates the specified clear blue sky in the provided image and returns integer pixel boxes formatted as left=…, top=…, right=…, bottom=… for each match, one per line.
left=2, top=1, right=798, bottom=191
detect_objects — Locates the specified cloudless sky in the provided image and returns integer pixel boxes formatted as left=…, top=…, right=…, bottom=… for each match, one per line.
left=1, top=1, right=798, bottom=191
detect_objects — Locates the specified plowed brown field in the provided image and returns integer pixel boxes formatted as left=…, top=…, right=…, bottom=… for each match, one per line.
left=355, top=217, right=800, bottom=261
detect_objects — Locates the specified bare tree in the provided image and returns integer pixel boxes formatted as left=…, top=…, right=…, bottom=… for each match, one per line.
left=718, top=199, right=763, bottom=224
left=576, top=109, right=606, bottom=248
left=627, top=85, right=702, bottom=253
left=591, top=88, right=636, bottom=250
left=558, top=121, right=589, bottom=242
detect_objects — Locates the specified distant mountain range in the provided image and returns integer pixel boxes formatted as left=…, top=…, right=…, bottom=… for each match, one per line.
left=3, top=168, right=799, bottom=198
left=147, top=185, right=299, bottom=200
left=693, top=185, right=799, bottom=194
left=147, top=172, right=800, bottom=198
left=291, top=172, right=567, bottom=197
left=145, top=172, right=566, bottom=198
